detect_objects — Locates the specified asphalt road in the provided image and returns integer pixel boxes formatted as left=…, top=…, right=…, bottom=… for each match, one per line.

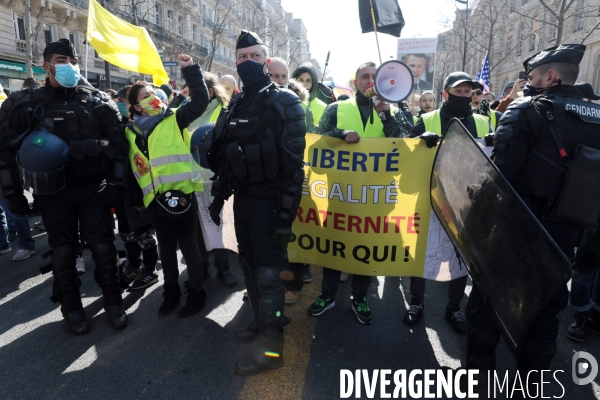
left=0, top=215, right=599, bottom=400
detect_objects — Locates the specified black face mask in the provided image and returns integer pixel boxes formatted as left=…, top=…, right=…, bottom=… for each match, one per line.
left=237, top=60, right=266, bottom=87
left=523, top=84, right=538, bottom=96
left=445, top=93, right=473, bottom=116
left=523, top=78, right=561, bottom=97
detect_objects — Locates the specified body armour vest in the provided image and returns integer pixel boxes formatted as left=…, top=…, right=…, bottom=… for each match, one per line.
left=512, top=95, right=600, bottom=198
left=31, top=85, right=115, bottom=178
left=125, top=112, right=203, bottom=207
left=219, top=91, right=283, bottom=187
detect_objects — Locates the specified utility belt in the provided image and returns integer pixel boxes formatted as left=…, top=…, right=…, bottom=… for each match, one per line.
left=69, top=139, right=115, bottom=177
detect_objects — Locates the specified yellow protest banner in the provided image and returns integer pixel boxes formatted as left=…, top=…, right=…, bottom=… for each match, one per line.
left=288, top=135, right=467, bottom=281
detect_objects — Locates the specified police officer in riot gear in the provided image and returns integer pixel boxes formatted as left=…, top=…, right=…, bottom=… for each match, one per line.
left=467, top=44, right=600, bottom=388
left=208, top=30, right=306, bottom=375
left=0, top=39, right=127, bottom=335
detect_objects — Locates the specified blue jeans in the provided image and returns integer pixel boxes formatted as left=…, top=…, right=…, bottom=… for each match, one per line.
left=569, top=270, right=600, bottom=312
left=0, top=205, right=9, bottom=251
left=0, top=196, right=35, bottom=251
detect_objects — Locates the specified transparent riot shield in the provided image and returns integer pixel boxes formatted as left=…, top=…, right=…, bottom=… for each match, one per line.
left=430, top=118, right=572, bottom=356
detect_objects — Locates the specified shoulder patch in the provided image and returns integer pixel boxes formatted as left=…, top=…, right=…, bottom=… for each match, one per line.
left=564, top=97, right=600, bottom=124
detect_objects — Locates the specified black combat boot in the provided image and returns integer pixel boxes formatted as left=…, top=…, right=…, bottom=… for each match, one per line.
left=52, top=246, right=89, bottom=335
left=234, top=332, right=284, bottom=376
left=98, top=264, right=128, bottom=330
left=588, top=309, right=600, bottom=335
left=159, top=285, right=181, bottom=316
left=177, top=288, right=206, bottom=318
left=567, top=311, right=588, bottom=342
left=234, top=267, right=288, bottom=375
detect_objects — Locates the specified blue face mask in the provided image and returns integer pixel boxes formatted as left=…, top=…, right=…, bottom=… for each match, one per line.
left=116, top=102, right=129, bottom=117
left=237, top=60, right=266, bottom=87
left=52, top=63, right=80, bottom=88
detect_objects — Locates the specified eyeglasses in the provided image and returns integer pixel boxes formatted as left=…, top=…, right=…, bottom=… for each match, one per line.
left=473, top=90, right=483, bottom=95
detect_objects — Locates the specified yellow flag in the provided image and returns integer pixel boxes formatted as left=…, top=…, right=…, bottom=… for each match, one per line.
left=86, top=0, right=169, bottom=85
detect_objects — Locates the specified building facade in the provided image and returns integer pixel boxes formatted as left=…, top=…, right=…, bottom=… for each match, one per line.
left=1, top=0, right=315, bottom=92
left=435, top=0, right=600, bottom=99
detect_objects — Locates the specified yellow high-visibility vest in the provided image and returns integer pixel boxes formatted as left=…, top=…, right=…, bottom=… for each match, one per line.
left=125, top=112, right=203, bottom=207
left=310, top=97, right=327, bottom=125
left=422, top=109, right=489, bottom=138
left=209, top=103, right=223, bottom=122
left=336, top=97, right=394, bottom=138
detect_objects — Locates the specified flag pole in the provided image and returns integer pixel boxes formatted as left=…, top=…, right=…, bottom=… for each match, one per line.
left=85, top=39, right=89, bottom=80
left=368, top=0, right=382, bottom=64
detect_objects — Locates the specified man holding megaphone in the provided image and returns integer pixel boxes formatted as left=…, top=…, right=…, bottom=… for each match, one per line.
left=404, top=71, right=492, bottom=334
left=314, top=61, right=413, bottom=144
left=307, top=61, right=412, bottom=325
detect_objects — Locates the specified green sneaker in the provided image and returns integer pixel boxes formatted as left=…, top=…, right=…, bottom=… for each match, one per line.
left=307, top=292, right=335, bottom=316
left=352, top=296, right=373, bottom=325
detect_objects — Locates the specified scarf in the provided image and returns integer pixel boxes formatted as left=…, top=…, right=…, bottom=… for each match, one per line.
left=133, top=107, right=166, bottom=135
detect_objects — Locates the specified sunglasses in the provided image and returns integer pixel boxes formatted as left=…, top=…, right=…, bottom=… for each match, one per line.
left=473, top=90, right=483, bottom=95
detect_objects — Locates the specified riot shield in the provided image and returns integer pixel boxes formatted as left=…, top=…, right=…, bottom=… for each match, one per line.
left=430, top=119, right=572, bottom=357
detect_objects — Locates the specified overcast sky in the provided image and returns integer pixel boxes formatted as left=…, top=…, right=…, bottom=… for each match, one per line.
left=280, top=0, right=457, bottom=85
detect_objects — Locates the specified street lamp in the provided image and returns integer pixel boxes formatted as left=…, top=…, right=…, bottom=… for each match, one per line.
left=456, top=0, right=469, bottom=71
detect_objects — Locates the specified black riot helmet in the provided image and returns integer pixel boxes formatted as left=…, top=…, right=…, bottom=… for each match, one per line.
left=191, top=123, right=214, bottom=170
left=17, top=131, right=70, bottom=194
left=190, top=123, right=215, bottom=183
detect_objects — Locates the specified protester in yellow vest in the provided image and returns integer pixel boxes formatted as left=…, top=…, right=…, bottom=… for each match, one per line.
left=125, top=54, right=210, bottom=318
left=316, top=62, right=412, bottom=142
left=471, top=82, right=502, bottom=132
left=405, top=71, right=492, bottom=335
left=412, top=72, right=491, bottom=141
left=188, top=72, right=229, bottom=133
left=309, top=61, right=412, bottom=325
left=292, top=62, right=328, bottom=124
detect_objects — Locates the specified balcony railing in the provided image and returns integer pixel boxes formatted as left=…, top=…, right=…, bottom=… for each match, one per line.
left=94, top=59, right=105, bottom=68
left=101, top=5, right=210, bottom=61
left=16, top=40, right=26, bottom=53
left=212, top=53, right=234, bottom=67
left=62, top=0, right=89, bottom=10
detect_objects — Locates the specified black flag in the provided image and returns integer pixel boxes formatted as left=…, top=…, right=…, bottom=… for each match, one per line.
left=358, top=0, right=405, bottom=37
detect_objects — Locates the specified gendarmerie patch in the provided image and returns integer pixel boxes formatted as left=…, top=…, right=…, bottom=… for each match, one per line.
left=564, top=98, right=600, bottom=124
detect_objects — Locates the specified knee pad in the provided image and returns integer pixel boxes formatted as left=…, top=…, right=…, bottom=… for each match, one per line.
left=136, top=230, right=157, bottom=249
left=53, top=245, right=77, bottom=271
left=256, top=266, right=284, bottom=294
left=89, top=242, right=118, bottom=267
